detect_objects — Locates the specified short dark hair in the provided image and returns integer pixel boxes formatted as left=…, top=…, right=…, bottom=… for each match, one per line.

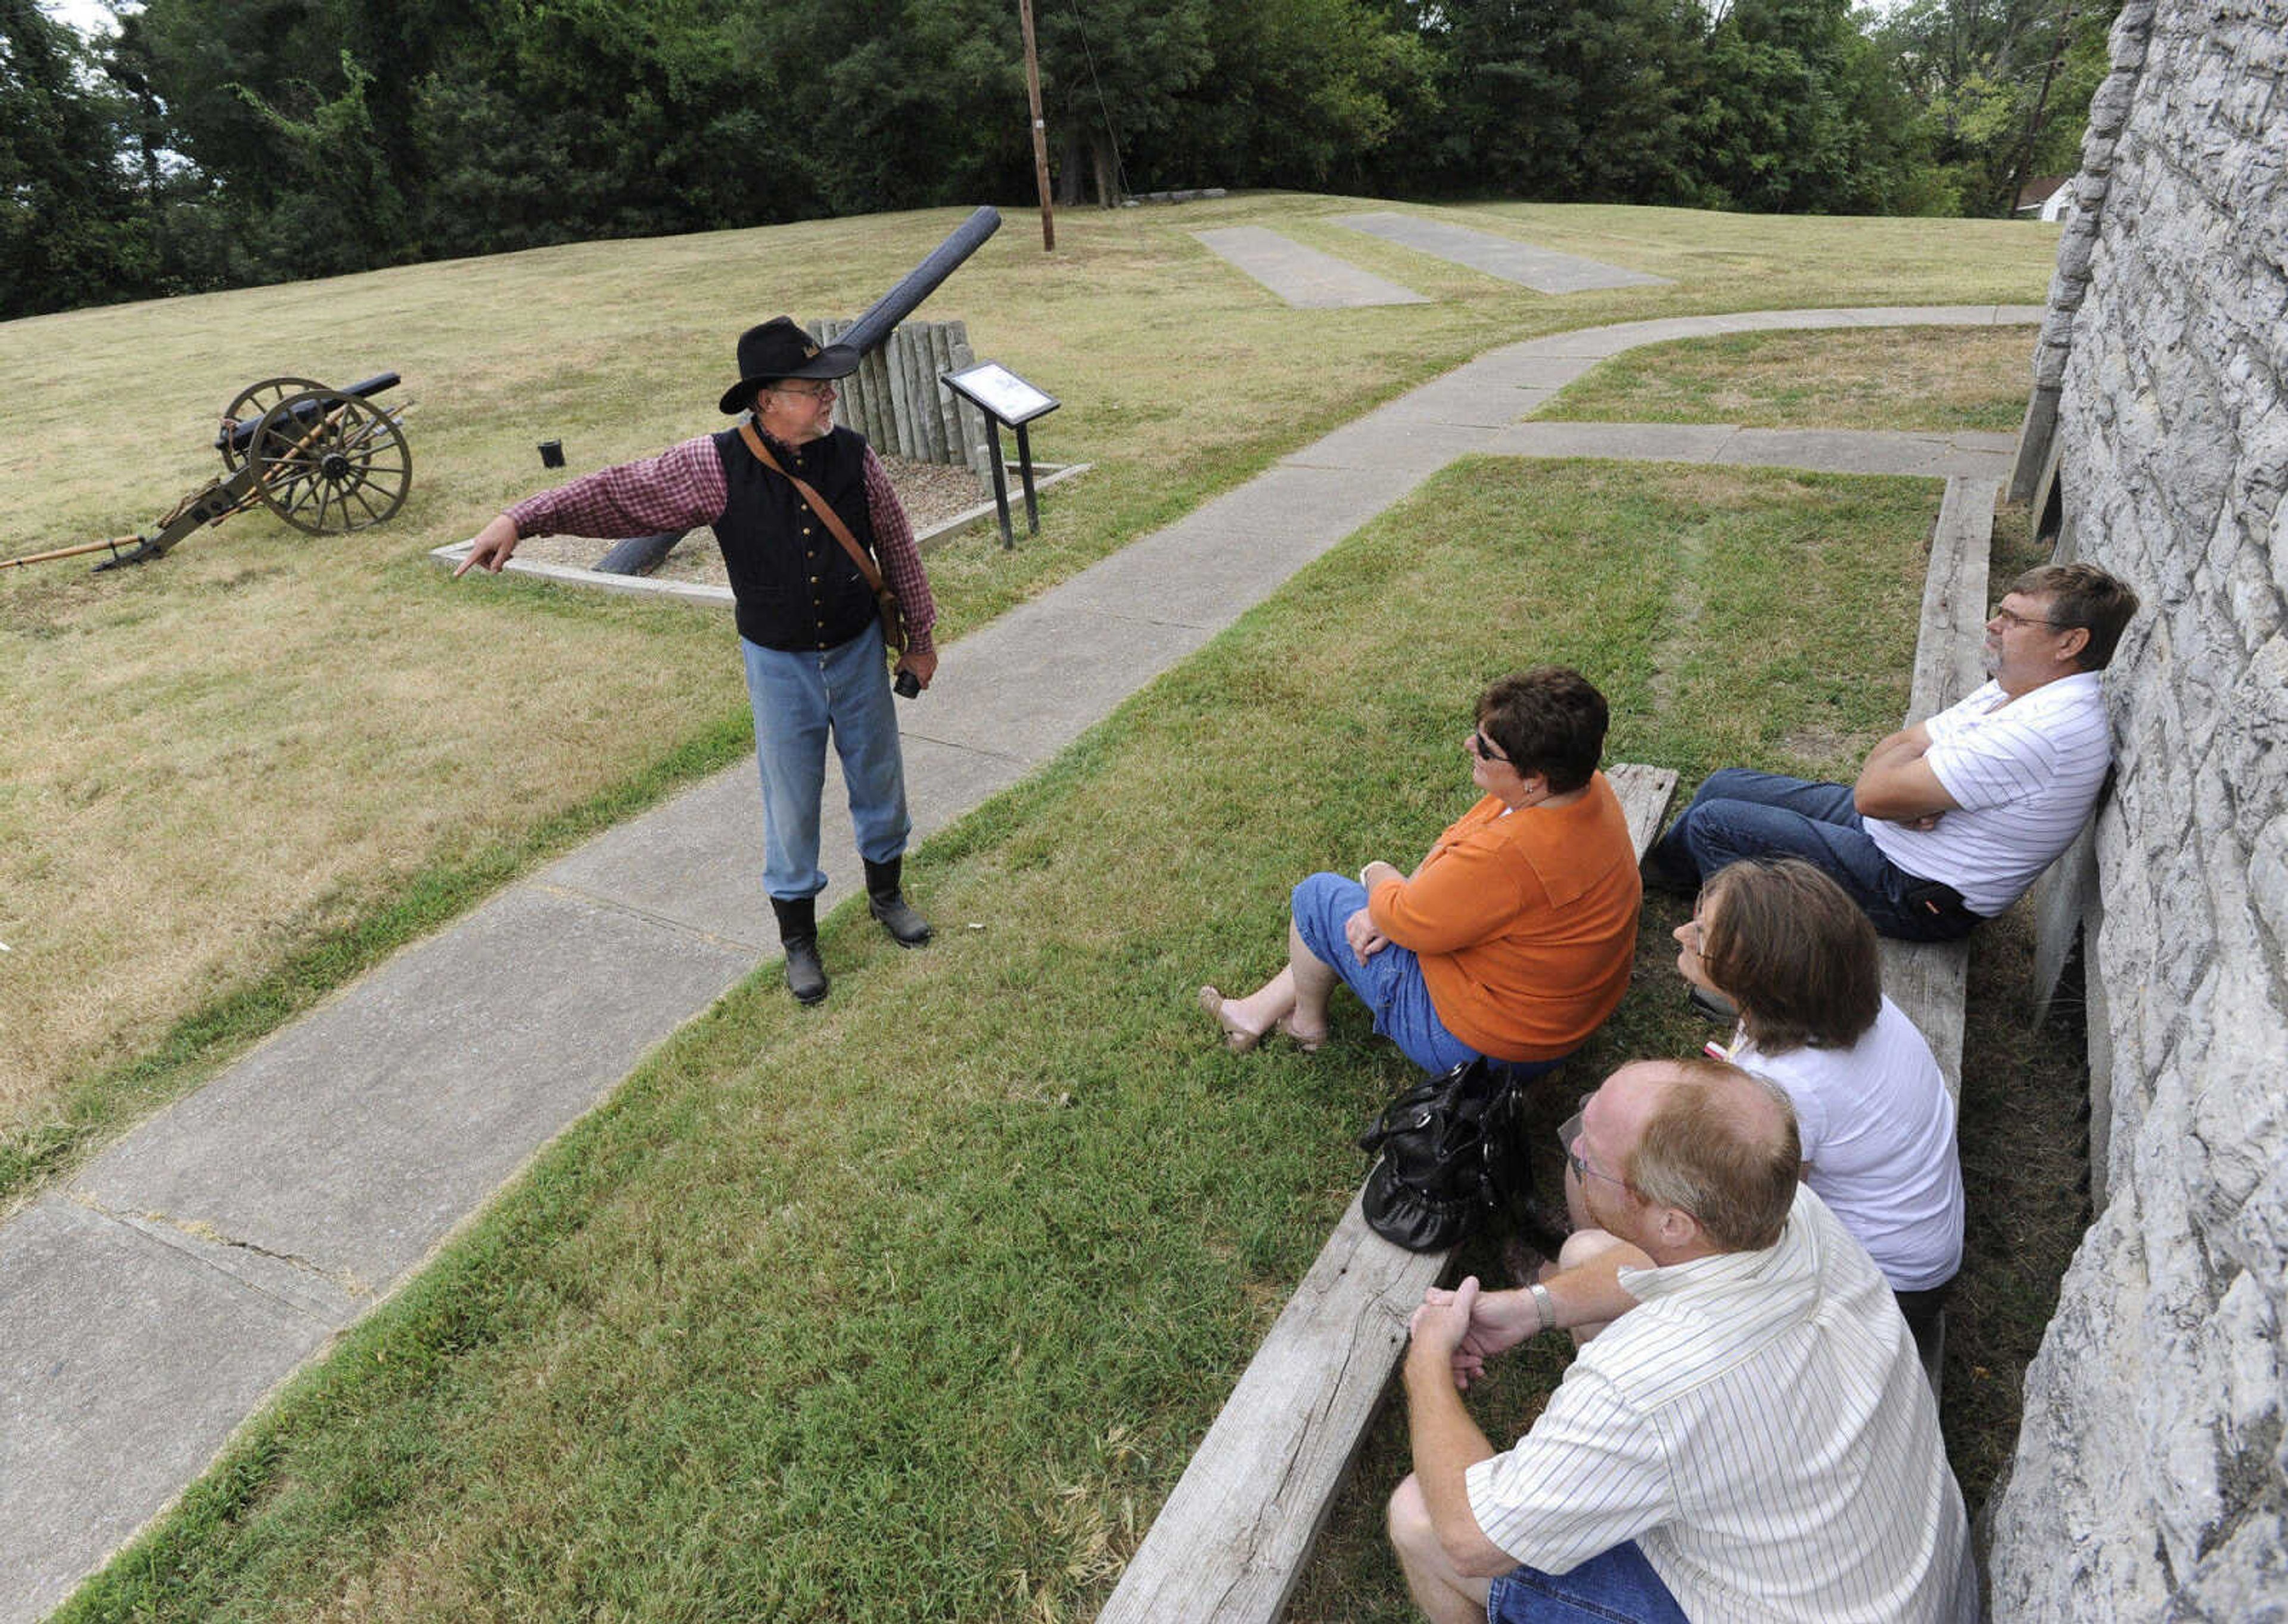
left=1478, top=667, right=1608, bottom=794
left=1699, top=858, right=1881, bottom=1054
left=1626, top=1059, right=1800, bottom=1252
left=2013, top=562, right=2139, bottom=671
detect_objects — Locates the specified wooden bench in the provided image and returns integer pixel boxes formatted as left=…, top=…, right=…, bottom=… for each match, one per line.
left=1875, top=474, right=1999, bottom=1103
left=1096, top=761, right=1677, bottom=1624
left=1876, top=474, right=1999, bottom=1390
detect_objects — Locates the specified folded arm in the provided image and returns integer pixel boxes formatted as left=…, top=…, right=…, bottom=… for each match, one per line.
left=1852, top=723, right=1960, bottom=823
left=1367, top=829, right=1528, bottom=954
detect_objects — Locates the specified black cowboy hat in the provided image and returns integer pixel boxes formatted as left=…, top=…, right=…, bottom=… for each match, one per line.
left=718, top=316, right=860, bottom=413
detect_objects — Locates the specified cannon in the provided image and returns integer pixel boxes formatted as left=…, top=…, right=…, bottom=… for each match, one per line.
left=594, top=208, right=1002, bottom=577
left=1, top=373, right=414, bottom=573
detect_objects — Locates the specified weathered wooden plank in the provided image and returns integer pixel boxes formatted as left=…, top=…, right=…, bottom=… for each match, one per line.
left=1095, top=1193, right=1443, bottom=1624
left=1879, top=936, right=1968, bottom=1103
left=1906, top=477, right=1997, bottom=726
left=1096, top=764, right=1678, bottom=1624
left=1881, top=474, right=1994, bottom=1106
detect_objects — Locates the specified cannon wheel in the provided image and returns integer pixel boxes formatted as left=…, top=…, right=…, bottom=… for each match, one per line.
left=219, top=376, right=327, bottom=469
left=248, top=388, right=413, bottom=535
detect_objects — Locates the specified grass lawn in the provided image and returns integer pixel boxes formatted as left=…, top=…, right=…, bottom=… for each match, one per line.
left=59, top=457, right=2045, bottom=1623
left=1533, top=325, right=2040, bottom=431
left=0, top=195, right=2062, bottom=1199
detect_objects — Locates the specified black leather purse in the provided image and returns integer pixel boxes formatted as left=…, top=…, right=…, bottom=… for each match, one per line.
left=1357, top=1058, right=1531, bottom=1252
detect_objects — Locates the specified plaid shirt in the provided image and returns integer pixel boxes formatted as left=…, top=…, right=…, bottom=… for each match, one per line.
left=507, top=433, right=937, bottom=655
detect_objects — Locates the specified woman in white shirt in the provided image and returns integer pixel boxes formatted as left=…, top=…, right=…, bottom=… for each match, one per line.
left=1672, top=857, right=1964, bottom=1337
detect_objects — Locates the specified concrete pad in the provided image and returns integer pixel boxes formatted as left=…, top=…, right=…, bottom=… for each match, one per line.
left=897, top=734, right=1035, bottom=844
left=1050, top=503, right=1385, bottom=631
left=543, top=764, right=772, bottom=950
left=1168, top=463, right=1425, bottom=546
left=0, top=1197, right=338, bottom=1624
left=1332, top=212, right=1671, bottom=293
left=74, top=886, right=756, bottom=1290
left=1190, top=227, right=1429, bottom=309
left=1281, top=415, right=1500, bottom=475
left=1444, top=352, right=1603, bottom=396
left=912, top=599, right=1217, bottom=763
left=1353, top=382, right=1543, bottom=431
left=1716, top=428, right=2016, bottom=478
left=1838, top=304, right=2038, bottom=327
left=1479, top=422, right=1742, bottom=463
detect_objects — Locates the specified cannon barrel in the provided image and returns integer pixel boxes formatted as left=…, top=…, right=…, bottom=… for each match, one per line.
left=838, top=208, right=1000, bottom=356
left=215, top=371, right=402, bottom=455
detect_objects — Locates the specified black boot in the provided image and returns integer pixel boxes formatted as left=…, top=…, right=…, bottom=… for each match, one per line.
left=769, top=895, right=829, bottom=1005
left=862, top=856, right=932, bottom=947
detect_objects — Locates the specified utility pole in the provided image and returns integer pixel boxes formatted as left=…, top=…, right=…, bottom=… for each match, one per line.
left=1019, top=0, right=1055, bottom=251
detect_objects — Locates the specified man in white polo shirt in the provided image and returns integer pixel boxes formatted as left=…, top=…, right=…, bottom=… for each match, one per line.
left=1644, top=562, right=2139, bottom=939
left=1388, top=1058, right=1976, bottom=1623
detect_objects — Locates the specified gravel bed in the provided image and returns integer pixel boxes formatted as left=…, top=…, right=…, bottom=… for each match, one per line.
left=517, top=455, right=993, bottom=588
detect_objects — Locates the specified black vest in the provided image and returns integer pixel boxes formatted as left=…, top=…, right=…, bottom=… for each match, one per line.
left=711, top=424, right=881, bottom=652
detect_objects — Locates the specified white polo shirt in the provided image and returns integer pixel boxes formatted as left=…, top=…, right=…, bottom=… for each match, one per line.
left=1867, top=672, right=2110, bottom=916
left=1465, top=1186, right=1975, bottom=1623
left=1730, top=997, right=1965, bottom=1292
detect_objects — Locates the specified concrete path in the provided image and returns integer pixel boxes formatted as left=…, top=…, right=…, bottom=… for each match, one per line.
left=1191, top=225, right=1429, bottom=308
left=1333, top=210, right=1673, bottom=293
left=0, top=301, right=2039, bottom=1622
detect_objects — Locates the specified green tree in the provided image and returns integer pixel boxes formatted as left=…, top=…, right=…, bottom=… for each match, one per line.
left=1028, top=0, right=1214, bottom=204
left=1, top=0, right=153, bottom=316
left=1140, top=0, right=1431, bottom=191
left=1880, top=0, right=2115, bottom=214
left=1687, top=0, right=1942, bottom=214
left=1368, top=0, right=1706, bottom=204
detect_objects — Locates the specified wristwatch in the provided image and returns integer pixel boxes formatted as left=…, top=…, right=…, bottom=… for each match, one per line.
left=1529, top=1282, right=1557, bottom=1336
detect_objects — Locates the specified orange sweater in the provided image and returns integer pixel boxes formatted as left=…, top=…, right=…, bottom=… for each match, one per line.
left=1366, top=773, right=1642, bottom=1062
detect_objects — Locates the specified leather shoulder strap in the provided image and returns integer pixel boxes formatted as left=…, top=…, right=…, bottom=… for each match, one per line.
left=738, top=421, right=882, bottom=592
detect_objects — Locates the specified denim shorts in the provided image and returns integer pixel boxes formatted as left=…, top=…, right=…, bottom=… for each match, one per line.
left=1487, top=1541, right=1689, bottom=1623
left=1289, top=872, right=1482, bottom=1075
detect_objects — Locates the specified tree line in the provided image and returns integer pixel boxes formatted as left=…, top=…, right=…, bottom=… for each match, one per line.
left=4, top=0, right=2113, bottom=320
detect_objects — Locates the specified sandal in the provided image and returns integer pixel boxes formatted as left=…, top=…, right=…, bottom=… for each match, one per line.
left=1198, top=985, right=1265, bottom=1053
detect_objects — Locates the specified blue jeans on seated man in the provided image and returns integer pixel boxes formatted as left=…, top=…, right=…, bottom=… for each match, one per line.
left=1290, top=873, right=1568, bottom=1081
left=741, top=626, right=910, bottom=901
left=1646, top=769, right=1979, bottom=942
left=1487, top=1541, right=1689, bottom=1623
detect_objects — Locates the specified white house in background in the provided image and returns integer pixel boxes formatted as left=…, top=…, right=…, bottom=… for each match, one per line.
left=2016, top=176, right=2077, bottom=223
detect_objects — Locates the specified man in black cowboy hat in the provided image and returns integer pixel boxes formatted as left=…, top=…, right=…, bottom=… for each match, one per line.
left=457, top=316, right=939, bottom=1005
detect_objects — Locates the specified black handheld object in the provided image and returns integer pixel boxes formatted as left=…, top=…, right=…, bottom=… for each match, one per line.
left=894, top=668, right=922, bottom=700
left=838, top=207, right=1002, bottom=356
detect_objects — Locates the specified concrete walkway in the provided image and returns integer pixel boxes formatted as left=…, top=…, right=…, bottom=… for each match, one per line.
left=1333, top=210, right=1674, bottom=293
left=0, top=301, right=2038, bottom=1622
left=1191, top=225, right=1429, bottom=307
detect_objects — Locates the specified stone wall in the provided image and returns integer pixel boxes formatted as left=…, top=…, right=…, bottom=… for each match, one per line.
left=1983, top=0, right=2288, bottom=1616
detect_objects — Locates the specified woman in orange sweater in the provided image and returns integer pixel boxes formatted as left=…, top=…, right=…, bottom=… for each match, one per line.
left=1200, top=668, right=1641, bottom=1078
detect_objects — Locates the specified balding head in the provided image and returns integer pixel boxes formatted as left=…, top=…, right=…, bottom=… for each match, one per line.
left=1616, top=1059, right=1800, bottom=1252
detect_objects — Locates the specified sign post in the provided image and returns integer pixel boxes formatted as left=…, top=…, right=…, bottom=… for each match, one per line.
left=943, top=361, right=1061, bottom=549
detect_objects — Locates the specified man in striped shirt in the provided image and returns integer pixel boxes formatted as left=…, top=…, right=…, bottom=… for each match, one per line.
left=456, top=318, right=939, bottom=1005
left=1391, top=1057, right=1976, bottom=1622
left=1644, top=562, right=2139, bottom=939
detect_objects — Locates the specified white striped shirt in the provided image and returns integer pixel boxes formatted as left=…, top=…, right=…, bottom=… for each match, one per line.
left=1465, top=1187, right=1975, bottom=1623
left=1866, top=673, right=2110, bottom=916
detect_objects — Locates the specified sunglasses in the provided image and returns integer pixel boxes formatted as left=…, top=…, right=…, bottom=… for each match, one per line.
left=1471, top=730, right=1510, bottom=765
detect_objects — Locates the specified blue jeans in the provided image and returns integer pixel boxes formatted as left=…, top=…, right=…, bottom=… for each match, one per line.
left=740, top=627, right=909, bottom=901
left=1646, top=769, right=1978, bottom=942
left=1290, top=874, right=1565, bottom=1081
left=1487, top=1541, right=1689, bottom=1623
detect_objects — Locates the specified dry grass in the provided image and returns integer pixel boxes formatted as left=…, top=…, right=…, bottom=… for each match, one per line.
left=1536, top=325, right=2040, bottom=431
left=0, top=194, right=2059, bottom=1183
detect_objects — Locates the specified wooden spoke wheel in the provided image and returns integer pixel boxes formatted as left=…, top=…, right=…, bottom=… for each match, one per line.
left=218, top=376, right=326, bottom=469
left=248, top=389, right=413, bottom=535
